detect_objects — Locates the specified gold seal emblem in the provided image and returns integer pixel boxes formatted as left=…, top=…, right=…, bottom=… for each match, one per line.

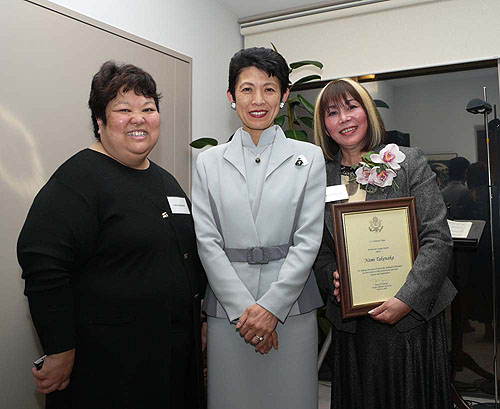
left=368, top=216, right=383, bottom=233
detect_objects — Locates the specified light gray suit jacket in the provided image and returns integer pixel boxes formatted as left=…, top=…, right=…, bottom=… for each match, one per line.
left=192, top=127, right=326, bottom=323
left=314, top=146, right=457, bottom=333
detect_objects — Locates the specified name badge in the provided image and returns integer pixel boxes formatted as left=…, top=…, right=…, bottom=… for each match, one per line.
left=325, top=185, right=348, bottom=202
left=167, top=196, right=190, bottom=214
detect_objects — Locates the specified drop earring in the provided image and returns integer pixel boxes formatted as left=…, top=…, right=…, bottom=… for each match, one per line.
left=279, top=101, right=285, bottom=109
left=231, top=102, right=236, bottom=110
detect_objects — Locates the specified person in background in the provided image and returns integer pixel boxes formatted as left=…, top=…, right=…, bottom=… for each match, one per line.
left=431, top=162, right=449, bottom=189
left=17, top=61, right=205, bottom=409
left=441, top=156, right=473, bottom=220
left=192, top=47, right=325, bottom=409
left=441, top=157, right=474, bottom=332
left=313, top=77, right=456, bottom=409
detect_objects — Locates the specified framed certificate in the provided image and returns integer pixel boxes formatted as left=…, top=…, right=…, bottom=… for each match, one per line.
left=331, top=197, right=419, bottom=318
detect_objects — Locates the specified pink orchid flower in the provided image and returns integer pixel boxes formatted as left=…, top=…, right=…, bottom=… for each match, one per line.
left=371, top=143, right=406, bottom=170
left=355, top=163, right=373, bottom=185
left=372, top=168, right=397, bottom=187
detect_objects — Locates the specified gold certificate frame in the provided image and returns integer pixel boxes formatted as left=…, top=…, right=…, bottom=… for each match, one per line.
left=331, top=197, right=419, bottom=318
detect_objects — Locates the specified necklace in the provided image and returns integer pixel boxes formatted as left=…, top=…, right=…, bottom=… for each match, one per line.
left=244, top=145, right=271, bottom=163
left=340, top=164, right=356, bottom=177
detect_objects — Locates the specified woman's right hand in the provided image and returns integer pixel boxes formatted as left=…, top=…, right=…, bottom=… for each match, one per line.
left=333, top=270, right=341, bottom=303
left=32, top=348, right=75, bottom=394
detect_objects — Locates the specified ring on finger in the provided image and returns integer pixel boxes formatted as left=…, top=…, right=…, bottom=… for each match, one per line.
left=254, top=335, right=264, bottom=343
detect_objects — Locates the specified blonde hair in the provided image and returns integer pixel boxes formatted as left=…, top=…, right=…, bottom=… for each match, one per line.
left=314, top=78, right=385, bottom=161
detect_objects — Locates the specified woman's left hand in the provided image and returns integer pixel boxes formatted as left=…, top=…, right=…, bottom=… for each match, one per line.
left=236, top=304, right=278, bottom=345
left=368, top=297, right=411, bottom=324
left=255, top=330, right=279, bottom=355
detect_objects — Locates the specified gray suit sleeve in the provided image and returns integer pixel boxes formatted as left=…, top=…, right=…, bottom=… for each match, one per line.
left=257, top=147, right=326, bottom=322
left=395, top=148, right=453, bottom=320
left=313, top=222, right=337, bottom=300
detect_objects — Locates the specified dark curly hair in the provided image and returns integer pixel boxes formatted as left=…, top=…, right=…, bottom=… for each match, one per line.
left=88, top=61, right=162, bottom=140
left=228, top=47, right=290, bottom=101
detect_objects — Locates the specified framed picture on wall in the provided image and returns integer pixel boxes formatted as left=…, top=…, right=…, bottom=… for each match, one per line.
left=426, top=152, right=458, bottom=189
left=426, top=153, right=458, bottom=162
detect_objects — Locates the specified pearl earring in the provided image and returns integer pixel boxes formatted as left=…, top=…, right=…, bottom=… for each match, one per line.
left=231, top=102, right=236, bottom=110
left=279, top=101, right=285, bottom=109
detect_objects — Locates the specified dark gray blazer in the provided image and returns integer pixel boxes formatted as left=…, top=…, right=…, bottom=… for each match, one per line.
left=314, top=146, right=457, bottom=333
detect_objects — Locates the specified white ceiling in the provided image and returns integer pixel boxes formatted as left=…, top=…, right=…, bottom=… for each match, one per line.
left=216, top=0, right=337, bottom=19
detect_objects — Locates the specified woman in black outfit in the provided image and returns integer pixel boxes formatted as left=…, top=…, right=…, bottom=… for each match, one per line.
left=17, top=61, right=205, bottom=409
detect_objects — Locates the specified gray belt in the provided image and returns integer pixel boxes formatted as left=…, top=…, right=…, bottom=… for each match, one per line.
left=224, top=244, right=290, bottom=265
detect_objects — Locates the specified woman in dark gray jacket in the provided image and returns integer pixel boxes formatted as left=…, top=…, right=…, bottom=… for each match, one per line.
left=313, top=78, right=456, bottom=409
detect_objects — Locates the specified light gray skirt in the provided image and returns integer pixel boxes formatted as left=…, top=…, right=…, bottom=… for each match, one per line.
left=207, top=310, right=318, bottom=409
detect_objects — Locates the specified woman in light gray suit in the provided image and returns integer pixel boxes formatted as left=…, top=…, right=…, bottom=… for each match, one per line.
left=313, top=78, right=456, bottom=409
left=192, top=48, right=326, bottom=409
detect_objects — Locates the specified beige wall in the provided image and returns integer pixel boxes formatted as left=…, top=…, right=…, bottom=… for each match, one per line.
left=50, top=0, right=243, bottom=148
left=1, top=1, right=193, bottom=408
left=244, top=0, right=500, bottom=82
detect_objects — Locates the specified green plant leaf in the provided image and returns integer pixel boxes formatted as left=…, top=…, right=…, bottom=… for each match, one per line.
left=270, top=42, right=278, bottom=52
left=289, top=60, right=324, bottom=70
left=288, top=100, right=300, bottom=123
left=298, top=116, right=314, bottom=129
left=293, top=119, right=300, bottom=126
left=291, top=74, right=321, bottom=88
left=297, top=94, right=315, bottom=115
left=274, top=115, right=286, bottom=127
left=374, top=99, right=390, bottom=109
left=285, top=129, right=308, bottom=141
left=190, top=137, right=218, bottom=149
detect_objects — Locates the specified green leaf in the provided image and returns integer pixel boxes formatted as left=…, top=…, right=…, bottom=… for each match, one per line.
left=297, top=94, right=315, bottom=115
left=190, top=137, right=218, bottom=149
left=361, top=151, right=378, bottom=165
left=298, top=116, right=314, bottom=129
left=374, top=99, right=390, bottom=109
left=270, top=42, right=278, bottom=52
left=289, top=60, right=323, bottom=70
left=274, top=115, right=286, bottom=127
left=284, top=129, right=308, bottom=142
left=288, top=100, right=300, bottom=123
left=293, top=119, right=300, bottom=126
left=291, top=74, right=321, bottom=88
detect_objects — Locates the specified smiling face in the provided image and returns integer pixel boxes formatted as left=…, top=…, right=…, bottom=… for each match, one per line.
left=324, top=93, right=368, bottom=155
left=228, top=66, right=289, bottom=144
left=97, top=88, right=160, bottom=169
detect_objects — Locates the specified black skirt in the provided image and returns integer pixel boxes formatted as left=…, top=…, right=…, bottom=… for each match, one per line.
left=329, top=311, right=453, bottom=409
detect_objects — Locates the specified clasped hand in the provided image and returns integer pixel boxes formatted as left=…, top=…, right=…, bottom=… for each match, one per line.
left=236, top=304, right=278, bottom=355
left=32, top=348, right=75, bottom=394
left=333, top=270, right=411, bottom=325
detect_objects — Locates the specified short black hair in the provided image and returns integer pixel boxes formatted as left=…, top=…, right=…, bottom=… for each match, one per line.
left=448, top=157, right=470, bottom=181
left=88, top=61, right=162, bottom=140
left=228, top=47, right=290, bottom=100
left=466, top=161, right=488, bottom=188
